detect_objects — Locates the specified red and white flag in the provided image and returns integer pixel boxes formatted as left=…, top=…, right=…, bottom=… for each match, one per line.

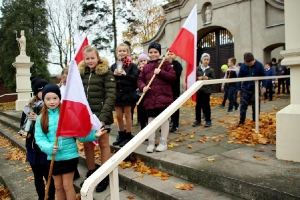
left=74, top=34, right=89, bottom=65
left=56, top=60, right=102, bottom=138
left=169, top=5, right=197, bottom=101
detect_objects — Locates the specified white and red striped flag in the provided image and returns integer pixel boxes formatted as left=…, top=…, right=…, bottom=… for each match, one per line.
left=169, top=5, right=197, bottom=101
left=57, top=60, right=102, bottom=138
left=74, top=34, right=89, bottom=65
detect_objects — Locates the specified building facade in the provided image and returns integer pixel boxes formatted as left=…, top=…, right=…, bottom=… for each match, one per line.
left=143, top=0, right=285, bottom=91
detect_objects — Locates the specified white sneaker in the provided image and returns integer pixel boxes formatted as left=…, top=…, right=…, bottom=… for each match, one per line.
left=156, top=138, right=167, bottom=152
left=146, top=139, right=155, bottom=153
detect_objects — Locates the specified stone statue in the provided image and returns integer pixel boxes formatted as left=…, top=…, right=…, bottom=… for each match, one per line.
left=16, top=30, right=26, bottom=56
left=205, top=6, right=212, bottom=23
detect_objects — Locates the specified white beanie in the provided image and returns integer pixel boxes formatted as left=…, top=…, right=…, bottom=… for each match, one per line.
left=201, top=53, right=210, bottom=61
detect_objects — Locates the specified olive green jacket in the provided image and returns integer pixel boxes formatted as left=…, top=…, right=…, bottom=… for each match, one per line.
left=78, top=58, right=116, bottom=124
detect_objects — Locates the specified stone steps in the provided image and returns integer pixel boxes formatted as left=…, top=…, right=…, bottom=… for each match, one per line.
left=0, top=111, right=244, bottom=200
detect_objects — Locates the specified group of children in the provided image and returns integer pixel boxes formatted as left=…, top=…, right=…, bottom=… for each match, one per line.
left=20, top=37, right=274, bottom=199
left=19, top=41, right=184, bottom=199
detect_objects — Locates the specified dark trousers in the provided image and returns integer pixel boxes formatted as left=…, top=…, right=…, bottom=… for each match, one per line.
left=264, top=82, right=273, bottom=100
left=221, top=87, right=228, bottom=106
left=195, top=92, right=211, bottom=122
left=240, top=88, right=260, bottom=122
left=137, top=97, right=147, bottom=129
left=278, top=78, right=286, bottom=94
left=286, top=78, right=290, bottom=93
left=228, top=87, right=239, bottom=111
left=31, top=164, right=55, bottom=200
left=171, top=96, right=180, bottom=127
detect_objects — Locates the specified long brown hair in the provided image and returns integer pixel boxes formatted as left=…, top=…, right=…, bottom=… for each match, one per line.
left=40, top=103, right=60, bottom=134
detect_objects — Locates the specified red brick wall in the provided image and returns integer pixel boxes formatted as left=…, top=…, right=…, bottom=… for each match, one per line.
left=0, top=85, right=17, bottom=103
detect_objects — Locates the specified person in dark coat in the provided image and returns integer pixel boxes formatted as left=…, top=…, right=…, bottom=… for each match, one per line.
left=137, top=42, right=176, bottom=153
left=78, top=46, right=116, bottom=193
left=192, top=53, right=215, bottom=128
left=19, top=77, right=55, bottom=200
left=264, top=62, right=275, bottom=101
left=237, top=53, right=266, bottom=125
left=167, top=49, right=183, bottom=133
left=111, top=43, right=139, bottom=147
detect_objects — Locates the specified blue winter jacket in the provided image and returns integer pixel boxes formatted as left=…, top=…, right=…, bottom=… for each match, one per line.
left=35, top=108, right=98, bottom=161
left=265, top=68, right=275, bottom=84
left=237, top=60, right=266, bottom=91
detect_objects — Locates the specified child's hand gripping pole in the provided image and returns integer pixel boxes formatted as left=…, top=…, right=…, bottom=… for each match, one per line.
left=44, top=136, right=58, bottom=200
left=137, top=50, right=169, bottom=106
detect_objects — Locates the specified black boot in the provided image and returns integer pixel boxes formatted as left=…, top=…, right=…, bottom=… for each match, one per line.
left=80, top=169, right=96, bottom=187
left=119, top=132, right=133, bottom=147
left=96, top=176, right=109, bottom=193
left=112, top=131, right=125, bottom=146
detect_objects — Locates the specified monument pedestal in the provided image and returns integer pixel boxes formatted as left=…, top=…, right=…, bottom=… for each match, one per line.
left=12, top=55, right=33, bottom=111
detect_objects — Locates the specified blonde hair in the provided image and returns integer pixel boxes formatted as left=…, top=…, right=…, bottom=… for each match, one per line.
left=28, top=96, right=38, bottom=107
left=116, top=43, right=131, bottom=56
left=61, top=66, right=69, bottom=76
left=83, top=46, right=101, bottom=63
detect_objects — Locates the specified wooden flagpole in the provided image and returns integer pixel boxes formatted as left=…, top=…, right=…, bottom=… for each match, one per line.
left=136, top=50, right=169, bottom=105
left=44, top=136, right=58, bottom=200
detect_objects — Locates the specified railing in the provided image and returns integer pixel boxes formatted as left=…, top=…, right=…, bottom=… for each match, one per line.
left=0, top=92, right=33, bottom=98
left=81, top=75, right=290, bottom=200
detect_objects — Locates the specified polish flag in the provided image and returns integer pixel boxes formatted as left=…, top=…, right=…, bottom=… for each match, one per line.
left=169, top=5, right=197, bottom=101
left=56, top=60, right=102, bottom=138
left=74, top=34, right=89, bottom=65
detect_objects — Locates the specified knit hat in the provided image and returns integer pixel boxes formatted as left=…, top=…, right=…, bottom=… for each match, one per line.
left=30, top=77, right=49, bottom=96
left=148, top=42, right=161, bottom=55
left=221, top=64, right=228, bottom=70
left=138, top=53, right=148, bottom=62
left=201, top=53, right=210, bottom=61
left=42, top=83, right=61, bottom=101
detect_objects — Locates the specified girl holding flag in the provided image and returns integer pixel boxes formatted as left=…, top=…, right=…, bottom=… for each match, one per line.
left=35, top=84, right=107, bottom=200
left=137, top=42, right=176, bottom=153
left=78, top=46, right=116, bottom=192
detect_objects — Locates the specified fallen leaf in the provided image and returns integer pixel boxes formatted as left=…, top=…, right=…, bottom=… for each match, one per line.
left=189, top=134, right=195, bottom=139
left=127, top=195, right=135, bottom=199
left=187, top=144, right=193, bottom=148
left=198, top=139, right=206, bottom=143
left=237, top=152, right=243, bottom=154
left=255, top=148, right=265, bottom=152
left=174, top=184, right=194, bottom=190
left=272, top=148, right=276, bottom=151
left=207, top=158, right=215, bottom=162
left=213, top=138, right=220, bottom=142
left=253, top=155, right=267, bottom=161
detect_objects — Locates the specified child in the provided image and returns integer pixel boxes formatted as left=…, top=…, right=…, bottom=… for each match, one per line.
left=58, top=66, right=68, bottom=99
left=219, top=64, right=228, bottom=108
left=264, top=62, right=275, bottom=101
left=19, top=77, right=55, bottom=200
left=222, top=58, right=239, bottom=113
left=167, top=49, right=183, bottom=133
left=137, top=42, right=176, bottom=153
left=192, top=53, right=215, bottom=127
left=34, top=84, right=107, bottom=200
left=237, top=52, right=266, bottom=125
left=111, top=43, right=138, bottom=147
left=136, top=53, right=148, bottom=130
left=57, top=66, right=80, bottom=181
left=78, top=46, right=116, bottom=192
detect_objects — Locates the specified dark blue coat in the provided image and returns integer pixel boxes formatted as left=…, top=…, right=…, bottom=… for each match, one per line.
left=265, top=68, right=275, bottom=84
left=237, top=60, right=266, bottom=91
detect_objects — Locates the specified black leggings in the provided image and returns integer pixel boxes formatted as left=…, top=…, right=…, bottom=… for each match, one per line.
left=30, top=164, right=55, bottom=200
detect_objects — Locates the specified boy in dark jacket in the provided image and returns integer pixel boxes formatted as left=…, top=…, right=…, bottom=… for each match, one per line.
left=264, top=62, right=275, bottom=101
left=167, top=49, right=183, bottom=132
left=192, top=53, right=215, bottom=127
left=222, top=58, right=239, bottom=113
left=237, top=53, right=266, bottom=125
